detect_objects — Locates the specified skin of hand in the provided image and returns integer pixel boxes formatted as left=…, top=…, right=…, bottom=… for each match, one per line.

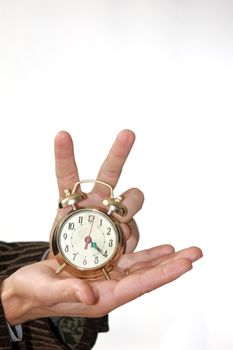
left=0, top=130, right=203, bottom=325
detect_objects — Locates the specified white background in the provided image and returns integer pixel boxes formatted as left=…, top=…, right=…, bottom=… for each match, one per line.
left=0, top=1, right=232, bottom=349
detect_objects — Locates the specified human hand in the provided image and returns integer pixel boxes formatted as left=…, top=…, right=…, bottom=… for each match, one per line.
left=1, top=244, right=202, bottom=325
left=49, top=129, right=144, bottom=258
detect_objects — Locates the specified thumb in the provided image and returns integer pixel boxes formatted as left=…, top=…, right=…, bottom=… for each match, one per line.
left=52, top=279, right=96, bottom=305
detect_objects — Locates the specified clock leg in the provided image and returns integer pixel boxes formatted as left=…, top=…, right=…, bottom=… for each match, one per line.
left=56, top=262, right=67, bottom=274
left=102, top=268, right=110, bottom=280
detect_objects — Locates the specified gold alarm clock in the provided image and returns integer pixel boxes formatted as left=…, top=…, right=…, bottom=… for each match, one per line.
left=52, top=180, right=127, bottom=279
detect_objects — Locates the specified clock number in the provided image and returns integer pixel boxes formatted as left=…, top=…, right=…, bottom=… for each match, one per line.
left=109, top=239, right=113, bottom=247
left=107, top=227, right=111, bottom=235
left=88, top=215, right=94, bottom=223
left=65, top=245, right=69, bottom=252
left=83, top=258, right=87, bottom=266
left=78, top=216, right=83, bottom=224
left=94, top=256, right=99, bottom=264
left=68, top=222, right=75, bottom=230
left=73, top=253, right=77, bottom=261
left=63, top=233, right=67, bottom=240
left=99, top=219, right=103, bottom=227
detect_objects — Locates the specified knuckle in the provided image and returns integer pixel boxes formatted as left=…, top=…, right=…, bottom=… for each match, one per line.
left=101, top=166, right=121, bottom=180
left=56, top=170, right=77, bottom=182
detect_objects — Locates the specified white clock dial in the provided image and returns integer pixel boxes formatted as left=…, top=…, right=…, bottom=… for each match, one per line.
left=58, top=209, right=118, bottom=269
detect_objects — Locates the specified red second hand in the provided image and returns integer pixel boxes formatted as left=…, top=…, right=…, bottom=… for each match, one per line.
left=84, top=218, right=95, bottom=250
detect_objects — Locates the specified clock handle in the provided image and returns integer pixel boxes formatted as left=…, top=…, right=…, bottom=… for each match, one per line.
left=72, top=179, right=114, bottom=198
left=71, top=179, right=127, bottom=216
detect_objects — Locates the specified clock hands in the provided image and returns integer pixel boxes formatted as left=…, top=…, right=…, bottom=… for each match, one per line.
left=91, top=241, right=108, bottom=257
left=84, top=233, right=108, bottom=257
left=83, top=217, right=107, bottom=257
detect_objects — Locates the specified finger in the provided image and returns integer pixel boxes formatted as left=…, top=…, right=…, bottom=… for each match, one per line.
left=177, top=246, right=203, bottom=262
left=118, top=245, right=175, bottom=269
left=115, top=188, right=144, bottom=223
left=109, top=244, right=175, bottom=280
left=46, top=279, right=96, bottom=305
left=37, top=260, right=96, bottom=305
left=54, top=131, right=80, bottom=198
left=93, top=129, right=135, bottom=195
left=50, top=280, right=118, bottom=318
left=117, top=246, right=202, bottom=277
left=112, top=188, right=144, bottom=253
left=113, top=258, right=193, bottom=307
left=120, top=220, right=140, bottom=253
left=153, top=246, right=203, bottom=267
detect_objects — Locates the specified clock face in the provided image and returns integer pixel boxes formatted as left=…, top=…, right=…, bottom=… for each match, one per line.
left=58, top=209, right=119, bottom=270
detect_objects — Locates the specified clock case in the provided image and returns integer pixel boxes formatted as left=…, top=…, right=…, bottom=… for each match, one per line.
left=52, top=207, right=125, bottom=279
left=51, top=179, right=127, bottom=280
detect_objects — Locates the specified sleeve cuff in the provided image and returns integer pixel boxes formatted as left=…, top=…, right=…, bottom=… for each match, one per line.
left=7, top=323, right=23, bottom=342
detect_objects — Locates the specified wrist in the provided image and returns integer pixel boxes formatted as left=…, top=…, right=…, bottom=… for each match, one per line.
left=1, top=276, right=29, bottom=326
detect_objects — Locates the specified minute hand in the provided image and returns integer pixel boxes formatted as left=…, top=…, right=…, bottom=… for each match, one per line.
left=91, top=242, right=108, bottom=257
